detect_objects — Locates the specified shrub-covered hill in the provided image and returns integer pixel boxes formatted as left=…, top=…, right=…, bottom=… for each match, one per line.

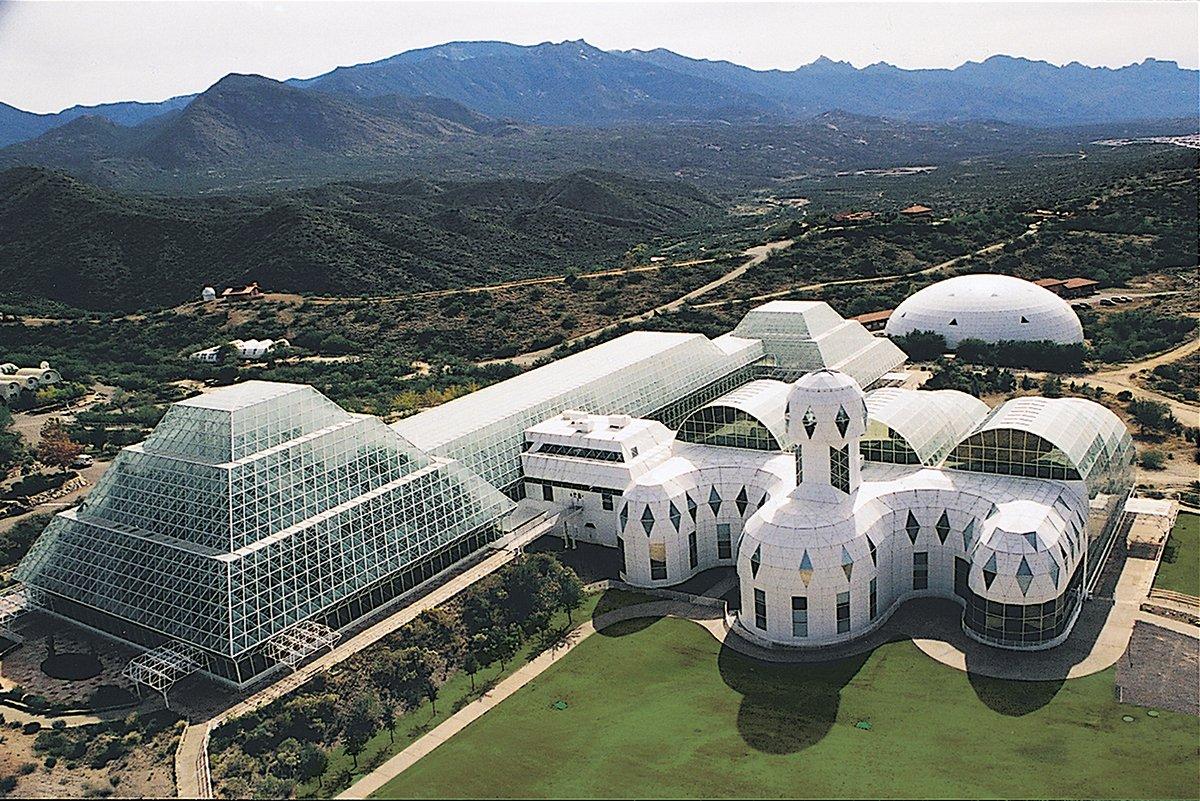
left=0, top=166, right=722, bottom=311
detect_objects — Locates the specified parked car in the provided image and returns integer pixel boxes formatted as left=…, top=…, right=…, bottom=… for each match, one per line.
left=1099, top=298, right=1116, bottom=307
left=70, top=454, right=94, bottom=469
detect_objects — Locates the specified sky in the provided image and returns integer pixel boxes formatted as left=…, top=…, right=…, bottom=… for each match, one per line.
left=1, top=0, right=1196, bottom=113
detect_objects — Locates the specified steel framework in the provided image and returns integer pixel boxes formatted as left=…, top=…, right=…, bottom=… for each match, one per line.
left=123, top=641, right=207, bottom=705
left=262, top=620, right=340, bottom=670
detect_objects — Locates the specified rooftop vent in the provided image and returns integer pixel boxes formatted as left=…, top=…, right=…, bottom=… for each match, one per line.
left=608, top=414, right=632, bottom=429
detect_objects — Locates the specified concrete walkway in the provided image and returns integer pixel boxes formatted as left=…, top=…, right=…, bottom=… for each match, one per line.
left=338, top=598, right=718, bottom=800
left=339, top=550, right=1189, bottom=799
left=174, top=533, right=551, bottom=798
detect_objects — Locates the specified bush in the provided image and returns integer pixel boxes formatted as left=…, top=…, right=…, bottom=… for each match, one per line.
left=1139, top=449, right=1167, bottom=470
left=16, top=764, right=34, bottom=776
left=43, top=756, right=56, bottom=769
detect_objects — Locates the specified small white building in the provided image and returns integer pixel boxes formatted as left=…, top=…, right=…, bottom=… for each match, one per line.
left=0, top=361, right=62, bottom=403
left=190, top=339, right=290, bottom=363
left=201, top=287, right=217, bottom=302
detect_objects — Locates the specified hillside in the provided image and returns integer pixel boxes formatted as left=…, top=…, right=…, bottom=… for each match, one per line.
left=0, top=166, right=723, bottom=311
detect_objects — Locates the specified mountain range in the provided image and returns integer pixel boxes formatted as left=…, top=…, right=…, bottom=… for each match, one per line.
left=0, top=165, right=720, bottom=310
left=3, top=39, right=1196, bottom=149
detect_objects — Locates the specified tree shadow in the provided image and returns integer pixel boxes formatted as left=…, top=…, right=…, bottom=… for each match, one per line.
left=717, top=644, right=871, bottom=754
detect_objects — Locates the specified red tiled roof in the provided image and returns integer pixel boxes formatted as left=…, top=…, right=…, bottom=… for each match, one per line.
left=1034, top=278, right=1066, bottom=287
left=1063, top=277, right=1099, bottom=289
left=853, top=309, right=894, bottom=324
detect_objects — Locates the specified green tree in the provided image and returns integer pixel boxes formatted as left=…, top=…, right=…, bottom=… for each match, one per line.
left=296, top=743, right=327, bottom=788
left=1128, top=399, right=1174, bottom=434
left=550, top=565, right=585, bottom=625
left=1139, top=449, right=1167, bottom=470
left=340, top=691, right=381, bottom=768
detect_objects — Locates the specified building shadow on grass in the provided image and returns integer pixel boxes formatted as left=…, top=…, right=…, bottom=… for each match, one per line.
left=717, top=644, right=872, bottom=754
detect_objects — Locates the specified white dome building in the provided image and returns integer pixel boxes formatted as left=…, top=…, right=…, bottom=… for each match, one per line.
left=885, top=274, right=1084, bottom=348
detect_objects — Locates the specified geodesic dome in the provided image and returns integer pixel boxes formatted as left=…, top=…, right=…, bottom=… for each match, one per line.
left=884, top=274, right=1084, bottom=347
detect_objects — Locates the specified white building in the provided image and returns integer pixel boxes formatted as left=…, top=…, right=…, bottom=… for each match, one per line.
left=521, top=369, right=1133, bottom=651
left=884, top=274, right=1085, bottom=347
left=190, top=339, right=290, bottom=363
left=201, top=287, right=217, bottom=302
left=0, top=361, right=62, bottom=404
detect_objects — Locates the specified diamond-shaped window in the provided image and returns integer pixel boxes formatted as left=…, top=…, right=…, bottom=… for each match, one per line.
left=841, top=546, right=854, bottom=581
left=751, top=545, right=762, bottom=578
left=801, top=407, right=817, bottom=439
left=708, top=486, right=722, bottom=516
left=1048, top=557, right=1060, bottom=588
left=686, top=493, right=697, bottom=522
left=983, top=553, right=998, bottom=589
left=669, top=502, right=681, bottom=532
left=835, top=405, right=850, bottom=437
left=963, top=519, right=976, bottom=552
left=905, top=511, right=920, bottom=544
left=735, top=487, right=749, bottom=516
left=1016, top=557, right=1033, bottom=595
left=619, top=504, right=628, bottom=530
left=640, top=506, right=655, bottom=536
left=799, top=550, right=813, bottom=586
left=936, top=511, right=951, bottom=543
left=867, top=536, right=877, bottom=566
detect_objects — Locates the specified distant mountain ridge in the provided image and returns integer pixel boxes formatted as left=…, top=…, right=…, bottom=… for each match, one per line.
left=2, top=40, right=1195, bottom=148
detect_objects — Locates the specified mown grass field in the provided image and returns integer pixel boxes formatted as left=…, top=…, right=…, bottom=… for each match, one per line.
left=376, top=616, right=1199, bottom=799
left=1155, top=511, right=1199, bottom=598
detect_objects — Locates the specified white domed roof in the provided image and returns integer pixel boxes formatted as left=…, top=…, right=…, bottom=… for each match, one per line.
left=885, top=274, right=1083, bottom=347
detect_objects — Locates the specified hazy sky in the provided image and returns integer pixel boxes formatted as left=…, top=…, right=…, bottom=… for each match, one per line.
left=1, top=0, right=1196, bottom=113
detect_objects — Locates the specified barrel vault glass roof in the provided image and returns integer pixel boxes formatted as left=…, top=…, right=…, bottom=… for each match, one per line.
left=393, top=331, right=763, bottom=488
left=16, top=381, right=513, bottom=658
left=730, top=300, right=906, bottom=386
left=677, top=379, right=791, bottom=451
left=864, top=387, right=990, bottom=466
left=944, top=396, right=1134, bottom=494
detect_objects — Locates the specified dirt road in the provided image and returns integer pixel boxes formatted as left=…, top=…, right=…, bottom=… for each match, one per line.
left=479, top=239, right=794, bottom=367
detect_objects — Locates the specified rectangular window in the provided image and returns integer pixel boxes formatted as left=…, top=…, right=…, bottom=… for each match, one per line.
left=601, top=492, right=614, bottom=511
left=754, top=588, right=767, bottom=630
left=836, top=591, right=850, bottom=634
left=542, top=483, right=554, bottom=502
left=913, top=551, right=929, bottom=591
left=616, top=536, right=626, bottom=575
left=869, top=578, right=878, bottom=620
left=717, top=523, right=732, bottom=559
left=791, top=596, right=807, bottom=637
left=649, top=542, right=667, bottom=581
left=688, top=531, right=698, bottom=569
left=954, top=557, right=970, bottom=600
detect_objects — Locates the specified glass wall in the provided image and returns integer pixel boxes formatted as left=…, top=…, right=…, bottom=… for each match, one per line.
left=677, top=405, right=782, bottom=451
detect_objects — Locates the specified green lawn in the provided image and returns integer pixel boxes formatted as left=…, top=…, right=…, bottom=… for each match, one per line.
left=376, top=617, right=1199, bottom=800
left=1155, top=511, right=1200, bottom=598
left=293, top=588, right=653, bottom=798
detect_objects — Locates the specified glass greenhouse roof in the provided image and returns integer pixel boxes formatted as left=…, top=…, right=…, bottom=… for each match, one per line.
left=731, top=301, right=906, bottom=386
left=864, top=388, right=990, bottom=466
left=945, top=396, right=1134, bottom=495
left=394, top=331, right=763, bottom=488
left=16, top=382, right=513, bottom=658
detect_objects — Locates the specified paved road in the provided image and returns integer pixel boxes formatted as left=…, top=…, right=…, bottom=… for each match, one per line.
left=480, top=239, right=795, bottom=368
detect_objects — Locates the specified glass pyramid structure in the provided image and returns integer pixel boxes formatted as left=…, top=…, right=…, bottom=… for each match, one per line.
left=15, top=382, right=513, bottom=684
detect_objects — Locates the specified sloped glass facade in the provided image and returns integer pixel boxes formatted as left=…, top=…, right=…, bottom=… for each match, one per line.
left=16, top=382, right=513, bottom=684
